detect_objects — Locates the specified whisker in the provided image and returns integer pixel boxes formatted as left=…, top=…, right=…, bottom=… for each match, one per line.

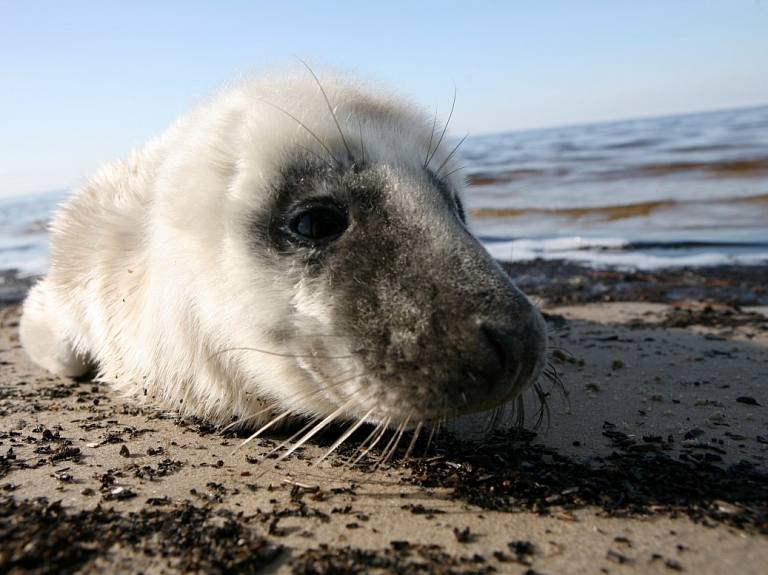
left=296, top=57, right=355, bottom=166
left=231, top=375, right=351, bottom=435
left=441, top=165, right=467, bottom=180
left=434, top=132, right=468, bottom=178
left=401, top=419, right=424, bottom=461
left=544, top=363, right=568, bottom=402
left=208, top=346, right=357, bottom=362
left=425, top=84, right=457, bottom=169
left=531, top=381, right=551, bottom=430
left=547, top=346, right=575, bottom=361
left=294, top=142, right=338, bottom=172
left=261, top=416, right=324, bottom=460
left=267, top=397, right=359, bottom=466
left=377, top=422, right=404, bottom=467
left=421, top=418, right=440, bottom=460
left=230, top=406, right=302, bottom=453
left=229, top=365, right=368, bottom=452
left=424, top=107, right=440, bottom=169
left=346, top=416, right=391, bottom=469
left=511, top=394, right=526, bottom=438
left=256, top=98, right=342, bottom=168
left=222, top=409, right=269, bottom=435
left=312, top=408, right=375, bottom=467
left=483, top=403, right=506, bottom=437
left=357, top=115, right=366, bottom=167
left=379, top=409, right=414, bottom=466
left=543, top=363, right=559, bottom=382
left=231, top=364, right=392, bottom=474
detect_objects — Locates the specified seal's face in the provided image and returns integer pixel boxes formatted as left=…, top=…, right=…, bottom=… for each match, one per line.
left=247, top=145, right=547, bottom=426
left=18, top=69, right=548, bottom=435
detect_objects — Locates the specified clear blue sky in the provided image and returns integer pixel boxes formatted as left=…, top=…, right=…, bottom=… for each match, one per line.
left=1, top=0, right=767, bottom=198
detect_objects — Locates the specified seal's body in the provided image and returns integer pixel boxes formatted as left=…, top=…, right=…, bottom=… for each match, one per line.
left=21, top=70, right=547, bottom=431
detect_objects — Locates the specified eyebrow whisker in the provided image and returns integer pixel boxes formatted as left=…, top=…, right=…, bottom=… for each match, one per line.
left=296, top=57, right=355, bottom=166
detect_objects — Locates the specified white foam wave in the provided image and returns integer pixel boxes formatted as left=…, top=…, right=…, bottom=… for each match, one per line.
left=482, top=236, right=768, bottom=270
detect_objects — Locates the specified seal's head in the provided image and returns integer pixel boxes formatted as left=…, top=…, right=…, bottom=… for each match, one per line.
left=20, top=68, right=549, bottom=441
left=219, top=72, right=549, bottom=429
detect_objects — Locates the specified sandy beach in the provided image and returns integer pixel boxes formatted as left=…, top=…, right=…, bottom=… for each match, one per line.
left=1, top=266, right=767, bottom=574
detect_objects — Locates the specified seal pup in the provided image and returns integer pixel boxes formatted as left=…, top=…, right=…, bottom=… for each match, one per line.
left=20, top=68, right=550, bottom=456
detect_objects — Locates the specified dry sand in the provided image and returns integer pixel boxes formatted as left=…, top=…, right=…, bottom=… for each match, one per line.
left=1, top=297, right=767, bottom=574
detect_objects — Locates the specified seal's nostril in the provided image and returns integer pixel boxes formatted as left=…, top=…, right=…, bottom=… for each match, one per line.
left=480, top=325, right=512, bottom=373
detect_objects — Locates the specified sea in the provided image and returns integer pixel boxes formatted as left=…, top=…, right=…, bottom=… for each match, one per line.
left=1, top=104, right=767, bottom=278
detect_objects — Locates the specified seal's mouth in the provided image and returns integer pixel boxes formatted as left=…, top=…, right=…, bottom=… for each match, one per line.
left=229, top=306, right=559, bottom=474
left=287, top=290, right=550, bottom=431
left=362, top=305, right=550, bottom=425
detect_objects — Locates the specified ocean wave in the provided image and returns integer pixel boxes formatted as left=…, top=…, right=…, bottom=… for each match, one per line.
left=470, top=193, right=768, bottom=222
left=471, top=200, right=677, bottom=221
left=481, top=236, right=768, bottom=271
left=466, top=156, right=768, bottom=187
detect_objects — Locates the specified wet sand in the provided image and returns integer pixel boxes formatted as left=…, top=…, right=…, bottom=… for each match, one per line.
left=1, top=265, right=767, bottom=574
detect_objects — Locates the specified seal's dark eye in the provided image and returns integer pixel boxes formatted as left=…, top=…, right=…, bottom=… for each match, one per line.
left=288, top=203, right=348, bottom=245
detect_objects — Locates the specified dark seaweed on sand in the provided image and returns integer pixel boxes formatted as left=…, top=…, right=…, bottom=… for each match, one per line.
left=502, top=261, right=768, bottom=308
left=0, top=497, right=282, bottom=574
left=405, top=427, right=768, bottom=534
left=291, top=542, right=495, bottom=575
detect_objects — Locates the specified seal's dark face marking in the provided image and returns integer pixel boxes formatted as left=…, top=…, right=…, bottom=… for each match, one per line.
left=263, top=161, right=370, bottom=256
left=254, top=155, right=546, bottom=424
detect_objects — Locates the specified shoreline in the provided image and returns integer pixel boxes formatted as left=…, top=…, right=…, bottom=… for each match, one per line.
left=5, top=258, right=768, bottom=306
left=1, top=265, right=767, bottom=574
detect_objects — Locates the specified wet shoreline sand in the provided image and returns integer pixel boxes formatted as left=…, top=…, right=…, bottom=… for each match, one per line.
left=1, top=263, right=766, bottom=574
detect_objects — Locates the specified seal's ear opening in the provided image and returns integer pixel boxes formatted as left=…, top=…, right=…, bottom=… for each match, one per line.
left=425, top=167, right=466, bottom=224
left=454, top=194, right=467, bottom=223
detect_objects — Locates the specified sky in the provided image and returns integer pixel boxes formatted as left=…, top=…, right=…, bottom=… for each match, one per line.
left=1, top=0, right=767, bottom=199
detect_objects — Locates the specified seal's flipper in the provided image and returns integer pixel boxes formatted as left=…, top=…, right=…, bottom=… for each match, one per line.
left=20, top=281, right=91, bottom=377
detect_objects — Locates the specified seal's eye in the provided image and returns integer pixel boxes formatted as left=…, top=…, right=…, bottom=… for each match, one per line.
left=288, top=203, right=349, bottom=245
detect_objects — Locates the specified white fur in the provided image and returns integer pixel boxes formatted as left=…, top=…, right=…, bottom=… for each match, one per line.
left=20, top=70, right=469, bottom=425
